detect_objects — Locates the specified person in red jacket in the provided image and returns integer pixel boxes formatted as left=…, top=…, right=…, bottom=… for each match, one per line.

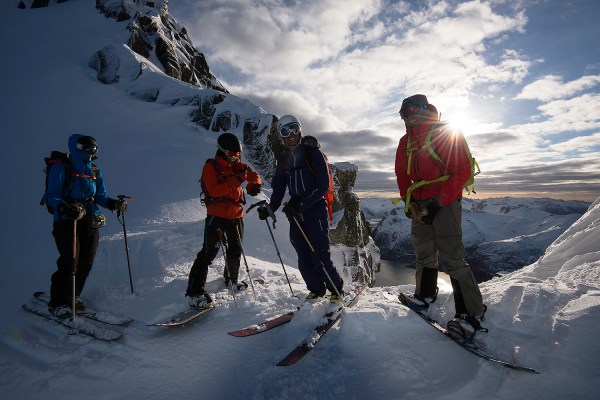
left=186, top=133, right=262, bottom=308
left=395, top=94, right=486, bottom=338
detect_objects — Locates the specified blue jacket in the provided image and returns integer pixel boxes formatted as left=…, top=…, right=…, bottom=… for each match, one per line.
left=269, top=143, right=329, bottom=214
left=46, top=134, right=111, bottom=221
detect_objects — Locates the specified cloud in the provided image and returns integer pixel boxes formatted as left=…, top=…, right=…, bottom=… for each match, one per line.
left=169, top=1, right=600, bottom=201
left=517, top=74, right=600, bottom=101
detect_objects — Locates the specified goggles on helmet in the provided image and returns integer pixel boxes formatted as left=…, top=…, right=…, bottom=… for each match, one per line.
left=399, top=103, right=428, bottom=120
left=279, top=122, right=301, bottom=138
left=77, top=142, right=99, bottom=155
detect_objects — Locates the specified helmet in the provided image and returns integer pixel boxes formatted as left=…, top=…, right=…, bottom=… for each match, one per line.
left=76, top=135, right=99, bottom=155
left=217, top=132, right=242, bottom=153
left=276, top=115, right=302, bottom=138
left=217, top=132, right=242, bottom=162
left=399, top=94, right=437, bottom=120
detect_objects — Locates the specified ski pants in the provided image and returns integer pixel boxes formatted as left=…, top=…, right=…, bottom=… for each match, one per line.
left=49, top=216, right=99, bottom=309
left=186, top=216, right=244, bottom=297
left=289, top=200, right=343, bottom=296
left=411, top=198, right=484, bottom=317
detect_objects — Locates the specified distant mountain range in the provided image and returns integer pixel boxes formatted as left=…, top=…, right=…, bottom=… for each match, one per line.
left=361, top=197, right=591, bottom=281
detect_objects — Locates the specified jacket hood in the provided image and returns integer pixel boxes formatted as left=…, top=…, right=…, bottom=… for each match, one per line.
left=68, top=133, right=98, bottom=164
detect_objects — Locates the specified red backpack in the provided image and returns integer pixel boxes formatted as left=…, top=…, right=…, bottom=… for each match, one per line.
left=301, top=136, right=335, bottom=225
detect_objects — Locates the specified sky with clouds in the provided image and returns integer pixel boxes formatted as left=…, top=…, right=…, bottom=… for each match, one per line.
left=168, top=0, right=600, bottom=202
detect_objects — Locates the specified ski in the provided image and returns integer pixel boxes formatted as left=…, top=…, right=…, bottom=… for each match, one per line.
left=276, top=286, right=365, bottom=367
left=33, top=291, right=133, bottom=326
left=228, top=293, right=335, bottom=337
left=148, top=304, right=215, bottom=327
left=22, top=301, right=122, bottom=341
left=397, top=293, right=539, bottom=374
left=228, top=310, right=296, bottom=337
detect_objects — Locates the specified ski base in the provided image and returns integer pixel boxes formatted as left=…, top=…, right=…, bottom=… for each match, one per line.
left=22, top=301, right=122, bottom=341
left=148, top=304, right=215, bottom=327
left=277, top=285, right=365, bottom=366
left=398, top=293, right=539, bottom=374
left=228, top=310, right=295, bottom=337
left=33, top=291, right=133, bottom=326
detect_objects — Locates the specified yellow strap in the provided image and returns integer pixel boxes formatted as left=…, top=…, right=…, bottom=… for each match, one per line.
left=402, top=175, right=449, bottom=214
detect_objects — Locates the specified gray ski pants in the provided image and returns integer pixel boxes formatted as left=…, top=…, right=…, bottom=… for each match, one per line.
left=411, top=198, right=485, bottom=317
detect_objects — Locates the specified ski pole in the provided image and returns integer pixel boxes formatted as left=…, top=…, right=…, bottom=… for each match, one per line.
left=289, top=215, right=344, bottom=305
left=235, top=224, right=257, bottom=301
left=71, top=219, right=78, bottom=333
left=252, top=202, right=295, bottom=298
left=117, top=195, right=135, bottom=294
left=216, top=228, right=238, bottom=307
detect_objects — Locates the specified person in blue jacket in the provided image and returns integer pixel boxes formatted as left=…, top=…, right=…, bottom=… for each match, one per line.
left=44, top=134, right=127, bottom=318
left=258, top=115, right=344, bottom=301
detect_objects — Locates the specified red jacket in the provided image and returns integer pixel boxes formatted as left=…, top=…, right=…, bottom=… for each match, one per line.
left=395, top=121, right=471, bottom=206
left=202, top=155, right=261, bottom=219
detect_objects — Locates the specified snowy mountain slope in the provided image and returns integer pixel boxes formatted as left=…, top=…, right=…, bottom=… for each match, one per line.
left=367, top=197, right=589, bottom=277
left=1, top=2, right=600, bottom=399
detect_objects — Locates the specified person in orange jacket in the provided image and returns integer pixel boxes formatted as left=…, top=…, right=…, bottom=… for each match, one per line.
left=395, top=94, right=486, bottom=338
left=186, top=133, right=262, bottom=308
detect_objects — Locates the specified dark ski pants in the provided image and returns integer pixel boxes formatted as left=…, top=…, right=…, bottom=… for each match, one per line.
left=289, top=202, right=343, bottom=296
left=49, top=217, right=99, bottom=309
left=186, top=216, right=244, bottom=297
left=411, top=198, right=484, bottom=317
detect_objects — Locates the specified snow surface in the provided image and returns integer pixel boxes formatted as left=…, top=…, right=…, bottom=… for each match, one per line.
left=1, top=2, right=599, bottom=399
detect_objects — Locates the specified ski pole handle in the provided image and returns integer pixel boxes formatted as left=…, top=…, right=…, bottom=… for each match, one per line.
left=246, top=200, right=266, bottom=214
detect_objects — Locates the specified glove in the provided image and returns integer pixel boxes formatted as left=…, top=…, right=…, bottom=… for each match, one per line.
left=257, top=204, right=270, bottom=220
left=405, top=200, right=420, bottom=220
left=421, top=199, right=441, bottom=225
left=246, top=183, right=262, bottom=197
left=282, top=198, right=301, bottom=219
left=232, top=163, right=248, bottom=181
left=58, top=202, right=86, bottom=220
left=107, top=198, right=128, bottom=212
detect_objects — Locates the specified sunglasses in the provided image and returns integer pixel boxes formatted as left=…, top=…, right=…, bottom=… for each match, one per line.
left=399, top=103, right=427, bottom=120
left=279, top=122, right=301, bottom=138
left=77, top=143, right=99, bottom=155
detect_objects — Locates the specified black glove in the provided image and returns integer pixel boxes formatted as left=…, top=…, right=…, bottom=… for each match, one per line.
left=421, top=199, right=441, bottom=225
left=58, top=202, right=86, bottom=220
left=282, top=198, right=301, bottom=219
left=257, top=204, right=270, bottom=220
left=405, top=200, right=420, bottom=220
left=107, top=198, right=128, bottom=212
left=246, top=183, right=261, bottom=197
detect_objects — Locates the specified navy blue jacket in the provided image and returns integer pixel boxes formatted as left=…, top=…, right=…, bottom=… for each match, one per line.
left=269, top=143, right=330, bottom=214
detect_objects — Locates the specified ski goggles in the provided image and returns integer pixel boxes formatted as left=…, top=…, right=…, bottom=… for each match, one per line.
left=399, top=103, right=428, bottom=120
left=279, top=122, right=301, bottom=138
left=77, top=143, right=99, bottom=155
left=225, top=150, right=240, bottom=159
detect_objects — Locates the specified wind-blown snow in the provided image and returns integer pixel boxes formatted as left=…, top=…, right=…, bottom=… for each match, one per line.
left=1, top=2, right=599, bottom=399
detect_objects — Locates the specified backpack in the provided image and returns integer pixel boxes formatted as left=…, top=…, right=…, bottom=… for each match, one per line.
left=301, top=136, right=335, bottom=226
left=402, top=123, right=480, bottom=213
left=199, top=158, right=246, bottom=206
left=40, top=151, right=98, bottom=214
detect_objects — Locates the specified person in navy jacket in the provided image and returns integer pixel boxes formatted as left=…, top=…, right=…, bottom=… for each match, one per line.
left=259, top=115, right=344, bottom=301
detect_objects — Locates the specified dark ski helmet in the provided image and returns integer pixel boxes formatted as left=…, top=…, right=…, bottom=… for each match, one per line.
left=76, top=135, right=99, bottom=155
left=217, top=132, right=242, bottom=162
left=399, top=94, right=438, bottom=120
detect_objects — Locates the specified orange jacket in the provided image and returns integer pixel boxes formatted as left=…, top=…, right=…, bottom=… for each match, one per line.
left=202, top=155, right=261, bottom=219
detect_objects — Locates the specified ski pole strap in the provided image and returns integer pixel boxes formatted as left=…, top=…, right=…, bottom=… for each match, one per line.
left=403, top=175, right=449, bottom=214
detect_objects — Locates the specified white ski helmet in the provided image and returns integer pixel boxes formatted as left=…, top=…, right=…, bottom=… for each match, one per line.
left=276, top=115, right=302, bottom=138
